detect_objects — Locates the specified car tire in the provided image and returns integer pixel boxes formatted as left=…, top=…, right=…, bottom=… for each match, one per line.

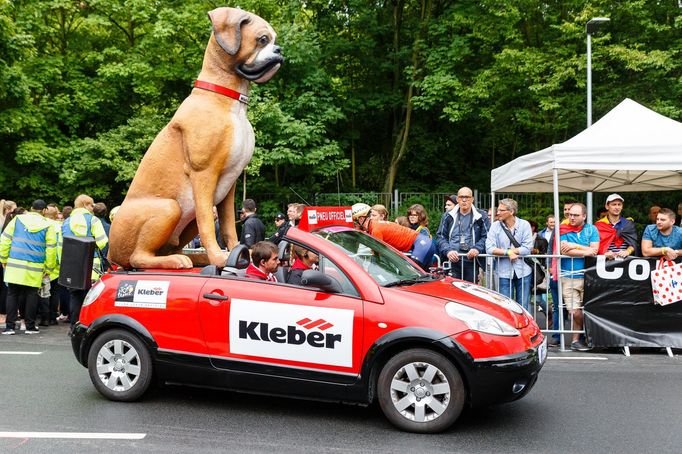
left=377, top=348, right=465, bottom=433
left=87, top=329, right=153, bottom=402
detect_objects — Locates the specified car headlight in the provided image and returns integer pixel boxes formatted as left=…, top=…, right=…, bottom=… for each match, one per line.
left=83, top=280, right=105, bottom=307
left=445, top=301, right=520, bottom=336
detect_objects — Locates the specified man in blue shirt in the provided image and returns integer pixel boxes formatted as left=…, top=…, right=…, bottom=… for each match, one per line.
left=559, top=203, right=599, bottom=352
left=641, top=208, right=682, bottom=260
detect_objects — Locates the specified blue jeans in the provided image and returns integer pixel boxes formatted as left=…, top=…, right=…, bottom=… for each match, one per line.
left=499, top=274, right=532, bottom=311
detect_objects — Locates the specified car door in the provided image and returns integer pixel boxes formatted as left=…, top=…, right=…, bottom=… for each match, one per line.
left=198, top=266, right=364, bottom=383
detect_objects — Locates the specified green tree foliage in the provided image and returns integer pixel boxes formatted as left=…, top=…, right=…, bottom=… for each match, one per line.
left=1, top=0, right=680, bottom=208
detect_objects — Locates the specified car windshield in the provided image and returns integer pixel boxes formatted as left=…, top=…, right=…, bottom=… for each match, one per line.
left=314, top=229, right=428, bottom=287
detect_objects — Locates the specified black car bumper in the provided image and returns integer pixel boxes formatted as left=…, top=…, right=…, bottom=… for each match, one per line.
left=436, top=335, right=546, bottom=408
left=468, top=339, right=546, bottom=407
left=71, top=322, right=88, bottom=367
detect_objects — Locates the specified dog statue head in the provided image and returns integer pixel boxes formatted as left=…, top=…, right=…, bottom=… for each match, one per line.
left=208, top=7, right=284, bottom=84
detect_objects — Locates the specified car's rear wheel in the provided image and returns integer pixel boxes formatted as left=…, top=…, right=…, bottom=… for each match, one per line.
left=87, top=329, right=153, bottom=401
left=377, top=348, right=465, bottom=433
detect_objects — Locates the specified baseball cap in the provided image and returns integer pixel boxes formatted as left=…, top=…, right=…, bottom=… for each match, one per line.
left=31, top=199, right=47, bottom=211
left=445, top=194, right=457, bottom=204
left=605, top=193, right=624, bottom=204
left=275, top=212, right=286, bottom=221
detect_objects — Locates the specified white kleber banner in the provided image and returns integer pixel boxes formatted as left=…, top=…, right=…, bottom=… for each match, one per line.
left=229, top=299, right=354, bottom=367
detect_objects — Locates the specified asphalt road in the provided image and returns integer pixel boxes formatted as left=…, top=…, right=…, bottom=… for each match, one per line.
left=1, top=323, right=681, bottom=453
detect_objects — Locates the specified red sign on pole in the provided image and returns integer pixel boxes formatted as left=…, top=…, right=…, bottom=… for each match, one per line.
left=297, top=206, right=354, bottom=231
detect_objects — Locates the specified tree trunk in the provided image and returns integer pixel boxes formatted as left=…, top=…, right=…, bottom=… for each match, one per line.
left=383, top=0, right=430, bottom=193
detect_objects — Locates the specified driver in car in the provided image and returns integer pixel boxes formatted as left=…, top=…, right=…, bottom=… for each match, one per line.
left=351, top=203, right=435, bottom=270
left=245, top=241, right=279, bottom=282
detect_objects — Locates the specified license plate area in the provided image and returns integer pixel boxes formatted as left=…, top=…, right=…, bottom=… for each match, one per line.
left=538, top=337, right=547, bottom=364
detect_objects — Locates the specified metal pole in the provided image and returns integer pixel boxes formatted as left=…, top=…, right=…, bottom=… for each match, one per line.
left=585, top=17, right=609, bottom=221
left=587, top=32, right=592, bottom=129
left=586, top=32, right=593, bottom=223
left=553, top=167, right=566, bottom=351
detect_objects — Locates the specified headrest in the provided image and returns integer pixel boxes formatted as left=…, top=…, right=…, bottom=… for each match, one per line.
left=225, top=244, right=250, bottom=269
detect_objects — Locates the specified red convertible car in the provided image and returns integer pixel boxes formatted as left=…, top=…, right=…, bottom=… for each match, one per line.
left=72, top=214, right=546, bottom=433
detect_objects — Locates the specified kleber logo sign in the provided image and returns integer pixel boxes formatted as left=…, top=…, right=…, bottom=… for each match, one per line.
left=115, top=280, right=169, bottom=309
left=230, top=299, right=353, bottom=367
left=297, top=317, right=334, bottom=331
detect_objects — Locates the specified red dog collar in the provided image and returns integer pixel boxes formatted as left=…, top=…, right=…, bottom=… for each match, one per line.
left=194, top=80, right=249, bottom=104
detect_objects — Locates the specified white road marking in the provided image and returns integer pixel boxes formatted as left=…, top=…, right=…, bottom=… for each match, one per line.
left=0, top=351, right=43, bottom=355
left=0, top=432, right=146, bottom=440
left=547, top=356, right=608, bottom=361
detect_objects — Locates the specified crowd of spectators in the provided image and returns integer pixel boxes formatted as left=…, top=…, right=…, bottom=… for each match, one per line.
left=3, top=192, right=681, bottom=348
left=1, top=196, right=116, bottom=335
left=350, top=190, right=682, bottom=352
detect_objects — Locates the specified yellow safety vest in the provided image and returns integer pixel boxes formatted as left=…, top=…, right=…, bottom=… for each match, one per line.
left=0, top=213, right=57, bottom=288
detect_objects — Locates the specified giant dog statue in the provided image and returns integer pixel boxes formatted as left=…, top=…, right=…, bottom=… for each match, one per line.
left=109, top=7, right=283, bottom=269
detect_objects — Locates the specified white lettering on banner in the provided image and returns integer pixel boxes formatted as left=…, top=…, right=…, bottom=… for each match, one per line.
left=115, top=280, right=169, bottom=309
left=595, top=256, right=651, bottom=281
left=629, top=260, right=650, bottom=281
left=229, top=299, right=354, bottom=367
left=316, top=210, right=347, bottom=222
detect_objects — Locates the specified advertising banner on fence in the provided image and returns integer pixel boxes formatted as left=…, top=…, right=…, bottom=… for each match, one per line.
left=583, top=256, right=682, bottom=348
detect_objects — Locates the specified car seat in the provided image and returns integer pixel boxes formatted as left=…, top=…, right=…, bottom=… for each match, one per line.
left=222, top=244, right=250, bottom=277
left=274, top=241, right=291, bottom=283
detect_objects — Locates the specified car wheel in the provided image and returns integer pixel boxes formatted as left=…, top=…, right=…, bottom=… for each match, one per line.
left=377, top=348, right=465, bottom=433
left=87, top=329, right=153, bottom=402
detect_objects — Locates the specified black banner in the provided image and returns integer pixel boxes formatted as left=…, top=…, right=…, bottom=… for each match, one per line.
left=583, top=256, right=682, bottom=348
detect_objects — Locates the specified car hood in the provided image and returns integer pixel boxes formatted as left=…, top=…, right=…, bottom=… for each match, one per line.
left=396, top=277, right=531, bottom=329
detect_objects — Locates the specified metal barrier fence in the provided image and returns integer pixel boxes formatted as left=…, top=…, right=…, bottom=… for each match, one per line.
left=441, top=253, right=585, bottom=351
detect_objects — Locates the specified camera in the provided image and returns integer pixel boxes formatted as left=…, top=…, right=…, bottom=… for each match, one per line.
left=459, top=243, right=470, bottom=253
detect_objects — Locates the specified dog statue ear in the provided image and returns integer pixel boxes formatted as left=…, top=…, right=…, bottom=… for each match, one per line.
left=208, top=7, right=252, bottom=56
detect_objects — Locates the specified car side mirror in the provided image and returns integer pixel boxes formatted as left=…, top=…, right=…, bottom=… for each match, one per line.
left=300, top=270, right=343, bottom=294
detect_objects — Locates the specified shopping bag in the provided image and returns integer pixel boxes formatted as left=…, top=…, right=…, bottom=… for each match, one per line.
left=650, top=258, right=682, bottom=306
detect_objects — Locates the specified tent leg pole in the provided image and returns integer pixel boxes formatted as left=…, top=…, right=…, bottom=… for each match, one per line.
left=490, top=192, right=495, bottom=219
left=552, top=167, right=566, bottom=351
left=666, top=347, right=673, bottom=358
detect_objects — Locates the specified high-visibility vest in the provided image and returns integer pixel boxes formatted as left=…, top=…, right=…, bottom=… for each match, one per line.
left=49, top=219, right=62, bottom=280
left=0, top=213, right=57, bottom=288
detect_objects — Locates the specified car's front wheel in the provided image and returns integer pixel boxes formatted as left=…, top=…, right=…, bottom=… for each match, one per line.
left=377, top=348, right=465, bottom=433
left=87, top=329, right=153, bottom=401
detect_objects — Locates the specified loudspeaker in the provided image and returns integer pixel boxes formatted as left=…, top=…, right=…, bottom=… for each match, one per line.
left=58, top=235, right=96, bottom=290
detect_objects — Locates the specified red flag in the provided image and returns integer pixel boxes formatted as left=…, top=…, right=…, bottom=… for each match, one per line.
left=595, top=218, right=624, bottom=254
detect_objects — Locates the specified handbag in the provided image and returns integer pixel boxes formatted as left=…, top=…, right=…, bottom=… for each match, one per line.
left=499, top=222, right=546, bottom=289
left=650, top=258, right=682, bottom=306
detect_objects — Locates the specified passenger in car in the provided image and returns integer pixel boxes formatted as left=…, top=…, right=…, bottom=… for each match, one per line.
left=287, top=245, right=319, bottom=286
left=245, top=241, right=279, bottom=282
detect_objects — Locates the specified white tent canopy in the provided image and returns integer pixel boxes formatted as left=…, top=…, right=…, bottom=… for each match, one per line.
left=491, top=98, right=682, bottom=193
